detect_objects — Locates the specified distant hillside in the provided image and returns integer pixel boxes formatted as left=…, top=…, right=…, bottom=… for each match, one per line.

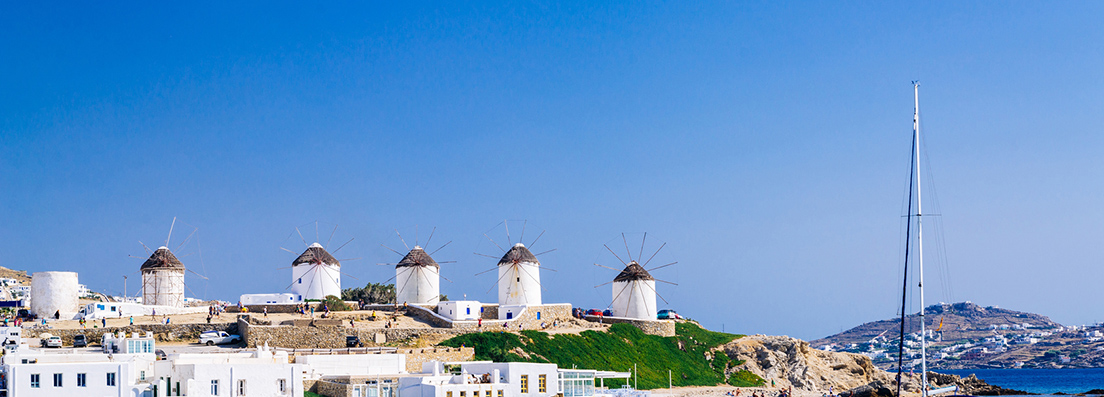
left=813, top=302, right=1061, bottom=347
left=812, top=302, right=1104, bottom=369
left=0, top=266, right=30, bottom=282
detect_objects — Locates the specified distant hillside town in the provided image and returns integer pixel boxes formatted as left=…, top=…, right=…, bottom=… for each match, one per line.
left=813, top=301, right=1104, bottom=369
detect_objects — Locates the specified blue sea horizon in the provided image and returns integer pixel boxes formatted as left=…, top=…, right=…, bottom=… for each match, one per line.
left=937, top=368, right=1104, bottom=395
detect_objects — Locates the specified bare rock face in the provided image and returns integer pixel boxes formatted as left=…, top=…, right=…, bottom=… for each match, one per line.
left=723, top=335, right=1028, bottom=396
left=722, top=335, right=890, bottom=392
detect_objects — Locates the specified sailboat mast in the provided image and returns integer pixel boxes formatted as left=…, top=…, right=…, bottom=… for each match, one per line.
left=914, top=82, right=929, bottom=397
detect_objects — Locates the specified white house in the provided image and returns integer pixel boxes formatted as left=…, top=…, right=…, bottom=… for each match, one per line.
left=153, top=345, right=303, bottom=397
left=78, top=301, right=206, bottom=320
left=1, top=344, right=155, bottom=396
left=438, top=301, right=481, bottom=321
left=296, top=353, right=406, bottom=378
left=402, top=361, right=560, bottom=397
left=239, top=293, right=301, bottom=305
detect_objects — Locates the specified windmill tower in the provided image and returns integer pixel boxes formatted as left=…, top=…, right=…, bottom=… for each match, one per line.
left=595, top=233, right=677, bottom=320
left=395, top=246, right=441, bottom=305
left=497, top=243, right=542, bottom=306
left=141, top=246, right=186, bottom=307
left=291, top=243, right=342, bottom=300
left=610, top=261, right=656, bottom=319
left=476, top=221, right=554, bottom=312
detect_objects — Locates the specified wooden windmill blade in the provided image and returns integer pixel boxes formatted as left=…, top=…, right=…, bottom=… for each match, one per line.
left=648, top=262, right=678, bottom=272
left=604, top=244, right=627, bottom=265
left=642, top=281, right=670, bottom=305
left=381, top=244, right=403, bottom=256
left=516, top=264, right=547, bottom=292
left=486, top=268, right=515, bottom=294
left=429, top=240, right=451, bottom=256
left=593, top=263, right=620, bottom=271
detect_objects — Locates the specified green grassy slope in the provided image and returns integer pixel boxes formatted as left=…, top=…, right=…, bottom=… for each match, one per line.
left=440, top=322, right=764, bottom=389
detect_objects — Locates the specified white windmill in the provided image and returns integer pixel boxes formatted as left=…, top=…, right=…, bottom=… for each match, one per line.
left=129, top=217, right=208, bottom=308
left=474, top=221, right=556, bottom=313
left=594, top=233, right=678, bottom=320
left=379, top=227, right=454, bottom=305
left=281, top=223, right=358, bottom=301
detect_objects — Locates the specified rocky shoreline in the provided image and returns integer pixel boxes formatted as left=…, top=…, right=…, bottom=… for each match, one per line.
left=720, top=335, right=1029, bottom=397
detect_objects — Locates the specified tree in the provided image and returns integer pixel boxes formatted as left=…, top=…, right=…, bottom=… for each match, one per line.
left=342, top=283, right=396, bottom=304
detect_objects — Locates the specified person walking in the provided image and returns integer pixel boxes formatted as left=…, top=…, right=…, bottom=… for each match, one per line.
left=478, top=318, right=482, bottom=328
left=129, top=316, right=134, bottom=325
left=101, top=318, right=106, bottom=327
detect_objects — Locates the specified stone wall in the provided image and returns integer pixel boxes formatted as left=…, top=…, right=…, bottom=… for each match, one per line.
left=584, top=315, right=676, bottom=337
left=240, top=318, right=469, bottom=349
left=26, top=321, right=238, bottom=345
left=402, top=346, right=475, bottom=373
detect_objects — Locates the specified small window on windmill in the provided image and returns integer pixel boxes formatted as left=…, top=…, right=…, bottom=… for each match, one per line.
left=466, top=308, right=470, bottom=315
left=298, top=278, right=302, bottom=284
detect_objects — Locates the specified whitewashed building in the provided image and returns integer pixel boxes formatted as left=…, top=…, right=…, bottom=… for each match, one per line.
left=153, top=345, right=303, bottom=397
left=239, top=293, right=301, bottom=305
left=496, top=244, right=542, bottom=307
left=291, top=243, right=342, bottom=301
left=609, top=262, right=656, bottom=320
left=396, top=246, right=441, bottom=305
left=400, top=361, right=559, bottom=397
left=437, top=301, right=481, bottom=321
left=141, top=247, right=186, bottom=308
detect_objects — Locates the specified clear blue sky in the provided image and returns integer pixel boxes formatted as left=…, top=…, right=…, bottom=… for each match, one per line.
left=3, top=2, right=1103, bottom=340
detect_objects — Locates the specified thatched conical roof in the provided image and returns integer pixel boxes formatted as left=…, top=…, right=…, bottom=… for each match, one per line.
left=141, top=246, right=184, bottom=271
left=397, top=246, right=438, bottom=268
left=498, top=243, right=539, bottom=266
left=293, top=243, right=340, bottom=266
left=614, top=261, right=653, bottom=282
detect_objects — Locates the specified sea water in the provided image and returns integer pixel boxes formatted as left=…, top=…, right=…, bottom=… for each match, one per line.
left=938, top=368, right=1104, bottom=394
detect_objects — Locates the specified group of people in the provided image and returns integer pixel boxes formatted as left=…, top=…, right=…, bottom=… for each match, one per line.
left=206, top=304, right=224, bottom=324
left=726, top=387, right=794, bottom=397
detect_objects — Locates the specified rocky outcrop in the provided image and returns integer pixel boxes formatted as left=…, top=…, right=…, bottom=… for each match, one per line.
left=721, top=335, right=1023, bottom=396
left=925, top=372, right=1031, bottom=395
left=722, top=335, right=889, bottom=392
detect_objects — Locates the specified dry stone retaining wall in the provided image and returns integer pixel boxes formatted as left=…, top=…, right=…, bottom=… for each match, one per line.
left=26, top=321, right=238, bottom=345
left=583, top=315, right=676, bottom=336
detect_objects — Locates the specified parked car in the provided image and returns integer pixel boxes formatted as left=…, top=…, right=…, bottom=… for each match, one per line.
left=199, top=331, right=242, bottom=346
left=585, top=309, right=602, bottom=316
left=602, top=309, right=612, bottom=317
left=16, top=309, right=35, bottom=321
left=572, top=308, right=585, bottom=319
left=39, top=334, right=62, bottom=348
left=72, top=334, right=88, bottom=348
left=657, top=309, right=682, bottom=320
left=346, top=335, right=361, bottom=348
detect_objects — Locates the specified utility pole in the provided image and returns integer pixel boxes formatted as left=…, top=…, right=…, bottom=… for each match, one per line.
left=669, top=370, right=672, bottom=389
left=634, top=363, right=638, bottom=389
left=123, top=276, right=127, bottom=300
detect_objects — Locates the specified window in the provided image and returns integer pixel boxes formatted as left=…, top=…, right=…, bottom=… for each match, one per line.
left=30, top=374, right=40, bottom=388
left=521, top=375, right=529, bottom=393
left=466, top=307, right=471, bottom=315
left=53, top=373, right=63, bottom=387
left=211, top=380, right=219, bottom=395
left=498, top=390, right=503, bottom=397
left=298, top=278, right=302, bottom=284
left=539, top=375, right=547, bottom=393
left=278, top=378, right=287, bottom=394
left=110, top=306, right=117, bottom=311
left=140, top=370, right=146, bottom=381
left=447, top=392, right=453, bottom=397
left=238, top=379, right=247, bottom=395
left=77, top=373, right=87, bottom=387
left=461, top=392, right=466, bottom=397
left=107, top=372, right=116, bottom=386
